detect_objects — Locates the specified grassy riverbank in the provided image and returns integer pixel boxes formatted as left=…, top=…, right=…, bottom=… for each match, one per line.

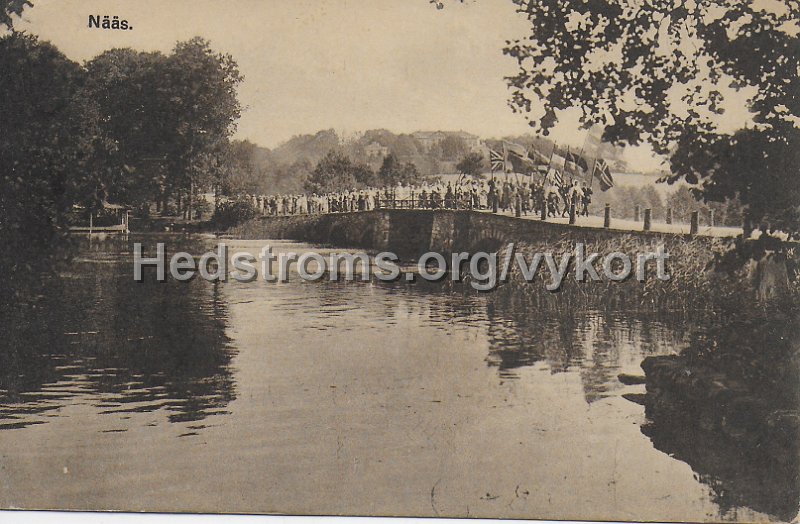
left=497, top=233, right=798, bottom=314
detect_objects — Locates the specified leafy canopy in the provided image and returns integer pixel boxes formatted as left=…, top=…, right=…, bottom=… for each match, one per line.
left=505, top=0, right=799, bottom=230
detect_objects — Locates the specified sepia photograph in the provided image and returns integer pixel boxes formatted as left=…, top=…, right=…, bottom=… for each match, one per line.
left=0, top=0, right=798, bottom=522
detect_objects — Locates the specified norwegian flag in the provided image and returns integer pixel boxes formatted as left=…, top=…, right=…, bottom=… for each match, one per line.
left=489, top=148, right=505, bottom=172
left=594, top=159, right=615, bottom=191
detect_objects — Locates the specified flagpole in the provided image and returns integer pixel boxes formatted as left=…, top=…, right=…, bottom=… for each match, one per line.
left=578, top=126, right=592, bottom=159
left=502, top=141, right=508, bottom=183
left=577, top=124, right=602, bottom=183
left=545, top=141, right=557, bottom=178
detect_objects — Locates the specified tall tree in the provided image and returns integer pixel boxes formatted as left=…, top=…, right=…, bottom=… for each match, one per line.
left=160, top=37, right=243, bottom=216
left=505, top=0, right=799, bottom=232
left=0, top=33, right=102, bottom=294
left=378, top=153, right=422, bottom=186
left=456, top=152, right=486, bottom=178
left=306, top=151, right=364, bottom=193
left=84, top=48, right=170, bottom=210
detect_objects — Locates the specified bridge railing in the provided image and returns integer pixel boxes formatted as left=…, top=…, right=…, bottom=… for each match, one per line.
left=376, top=198, right=476, bottom=210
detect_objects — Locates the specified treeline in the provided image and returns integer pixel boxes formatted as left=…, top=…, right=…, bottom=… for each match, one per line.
left=0, top=32, right=241, bottom=287
left=224, top=128, right=638, bottom=197
left=229, top=146, right=429, bottom=198
left=222, top=130, right=475, bottom=196
left=592, top=185, right=745, bottom=227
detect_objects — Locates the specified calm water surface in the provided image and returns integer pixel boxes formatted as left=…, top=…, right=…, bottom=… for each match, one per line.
left=0, top=235, right=793, bottom=521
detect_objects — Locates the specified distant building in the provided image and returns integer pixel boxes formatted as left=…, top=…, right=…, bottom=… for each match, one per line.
left=365, top=141, right=389, bottom=159
left=412, top=131, right=448, bottom=151
left=451, top=131, right=483, bottom=152
left=412, top=130, right=483, bottom=153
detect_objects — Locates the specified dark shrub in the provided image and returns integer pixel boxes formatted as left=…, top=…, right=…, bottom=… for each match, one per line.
left=212, top=199, right=257, bottom=229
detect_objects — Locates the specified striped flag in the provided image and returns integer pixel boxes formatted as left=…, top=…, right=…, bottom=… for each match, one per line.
left=489, top=149, right=505, bottom=172
left=594, top=159, right=615, bottom=191
left=548, top=169, right=563, bottom=186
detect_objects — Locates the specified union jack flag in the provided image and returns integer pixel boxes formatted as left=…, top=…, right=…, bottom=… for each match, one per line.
left=489, top=148, right=505, bottom=172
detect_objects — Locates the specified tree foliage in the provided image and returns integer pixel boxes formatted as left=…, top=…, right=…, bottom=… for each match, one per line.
left=378, top=153, right=422, bottom=186
left=82, top=38, right=242, bottom=211
left=505, top=0, right=800, bottom=231
left=0, top=33, right=101, bottom=292
left=162, top=37, right=243, bottom=196
left=456, top=152, right=486, bottom=178
left=84, top=48, right=170, bottom=208
left=0, top=0, right=31, bottom=29
left=0, top=25, right=246, bottom=295
left=438, top=134, right=469, bottom=161
left=305, top=151, right=374, bottom=193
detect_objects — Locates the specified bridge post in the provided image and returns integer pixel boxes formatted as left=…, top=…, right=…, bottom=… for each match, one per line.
left=690, top=211, right=699, bottom=235
left=709, top=209, right=716, bottom=227
left=569, top=203, right=576, bottom=225
left=604, top=204, right=611, bottom=228
left=643, top=208, right=652, bottom=231
left=634, top=205, right=641, bottom=222
left=666, top=208, right=673, bottom=225
left=743, top=216, right=753, bottom=238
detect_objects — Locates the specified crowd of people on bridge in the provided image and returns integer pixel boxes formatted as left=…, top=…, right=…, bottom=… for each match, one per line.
left=245, top=175, right=593, bottom=219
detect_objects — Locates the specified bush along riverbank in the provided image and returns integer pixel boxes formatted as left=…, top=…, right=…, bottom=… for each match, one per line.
left=631, top=305, right=800, bottom=521
left=493, top=233, right=799, bottom=520
left=494, top=231, right=798, bottom=314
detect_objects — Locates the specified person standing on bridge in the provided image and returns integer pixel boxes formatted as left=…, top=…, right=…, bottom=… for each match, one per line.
left=520, top=183, right=531, bottom=216
left=445, top=183, right=455, bottom=209
left=581, top=182, right=592, bottom=217
left=501, top=182, right=511, bottom=212
left=567, top=181, right=583, bottom=218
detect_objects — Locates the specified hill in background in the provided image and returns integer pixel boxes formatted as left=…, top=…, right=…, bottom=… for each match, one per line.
left=229, top=129, right=637, bottom=195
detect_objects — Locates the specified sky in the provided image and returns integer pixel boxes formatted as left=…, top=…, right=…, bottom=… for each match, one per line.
left=13, top=0, right=742, bottom=171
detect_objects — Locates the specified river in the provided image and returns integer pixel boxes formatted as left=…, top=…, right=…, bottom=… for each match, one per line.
left=0, top=234, right=794, bottom=521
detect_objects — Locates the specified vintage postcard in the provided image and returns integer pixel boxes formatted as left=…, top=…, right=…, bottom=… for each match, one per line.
left=1, top=0, right=798, bottom=522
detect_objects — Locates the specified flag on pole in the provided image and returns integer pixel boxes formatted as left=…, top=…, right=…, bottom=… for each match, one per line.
left=503, top=140, right=528, bottom=160
left=527, top=147, right=551, bottom=173
left=594, top=159, right=615, bottom=191
left=489, top=148, right=505, bottom=172
left=503, top=141, right=530, bottom=173
left=564, top=150, right=590, bottom=178
left=548, top=169, right=563, bottom=186
left=504, top=140, right=549, bottom=175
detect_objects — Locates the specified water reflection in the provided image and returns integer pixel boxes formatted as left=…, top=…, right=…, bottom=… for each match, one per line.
left=642, top=398, right=799, bottom=521
left=0, top=235, right=236, bottom=430
left=0, top=236, right=794, bottom=521
left=483, top=295, right=691, bottom=402
left=639, top=318, right=800, bottom=522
